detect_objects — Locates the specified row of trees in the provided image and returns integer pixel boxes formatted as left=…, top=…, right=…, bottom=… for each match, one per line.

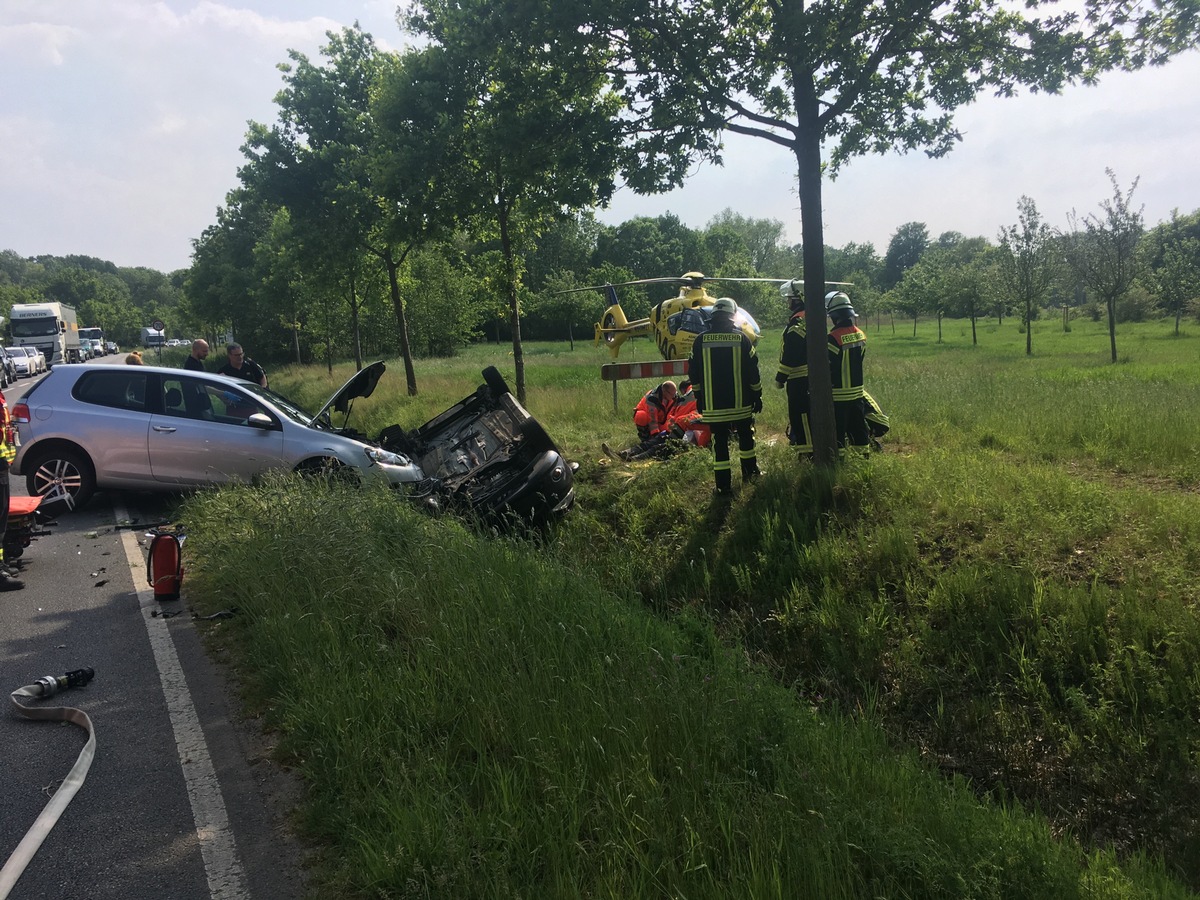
left=0, top=251, right=185, bottom=349
left=4, top=184, right=1196, bottom=370
left=874, top=177, right=1200, bottom=360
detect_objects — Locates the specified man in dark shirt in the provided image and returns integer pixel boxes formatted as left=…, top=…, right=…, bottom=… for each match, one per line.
left=184, top=339, right=209, bottom=371
left=216, top=343, right=267, bottom=387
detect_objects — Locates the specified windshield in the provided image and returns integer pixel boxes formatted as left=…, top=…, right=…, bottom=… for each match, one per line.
left=5, top=347, right=27, bottom=357
left=79, top=328, right=104, bottom=341
left=10, top=318, right=58, bottom=338
left=238, top=382, right=320, bottom=428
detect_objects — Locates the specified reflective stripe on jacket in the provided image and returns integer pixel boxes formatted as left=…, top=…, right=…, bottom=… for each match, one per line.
left=633, top=388, right=673, bottom=436
left=828, top=325, right=866, bottom=401
left=688, top=330, right=762, bottom=423
left=776, top=310, right=808, bottom=383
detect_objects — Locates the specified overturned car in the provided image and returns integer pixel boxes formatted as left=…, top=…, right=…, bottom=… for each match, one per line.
left=374, top=366, right=576, bottom=525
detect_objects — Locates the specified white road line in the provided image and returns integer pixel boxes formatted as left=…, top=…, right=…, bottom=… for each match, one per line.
left=115, top=505, right=249, bottom=900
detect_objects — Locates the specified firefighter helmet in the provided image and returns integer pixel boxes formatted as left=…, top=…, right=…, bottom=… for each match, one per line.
left=712, top=297, right=737, bottom=315
left=825, top=291, right=855, bottom=317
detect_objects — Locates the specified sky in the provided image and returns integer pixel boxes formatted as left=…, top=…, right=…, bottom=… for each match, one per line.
left=2, top=1, right=1199, bottom=274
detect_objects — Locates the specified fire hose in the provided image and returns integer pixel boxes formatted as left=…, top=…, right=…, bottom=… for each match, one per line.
left=0, top=668, right=96, bottom=900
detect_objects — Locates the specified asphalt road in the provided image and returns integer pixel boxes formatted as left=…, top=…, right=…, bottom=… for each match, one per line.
left=0, top=363, right=308, bottom=900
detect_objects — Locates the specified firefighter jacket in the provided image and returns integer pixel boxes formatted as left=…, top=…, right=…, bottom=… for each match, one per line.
left=0, top=395, right=15, bottom=464
left=688, top=327, right=762, bottom=423
left=828, top=324, right=867, bottom=401
left=776, top=310, right=808, bottom=384
left=666, top=390, right=711, bottom=448
left=633, top=385, right=674, bottom=438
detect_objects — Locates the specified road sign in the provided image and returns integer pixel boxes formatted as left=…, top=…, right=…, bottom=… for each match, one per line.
left=151, top=319, right=165, bottom=332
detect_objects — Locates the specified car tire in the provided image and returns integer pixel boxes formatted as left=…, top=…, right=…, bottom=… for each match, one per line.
left=483, top=366, right=511, bottom=397
left=27, top=446, right=97, bottom=514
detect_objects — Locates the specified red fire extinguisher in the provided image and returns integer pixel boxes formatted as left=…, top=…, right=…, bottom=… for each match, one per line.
left=147, top=528, right=184, bottom=602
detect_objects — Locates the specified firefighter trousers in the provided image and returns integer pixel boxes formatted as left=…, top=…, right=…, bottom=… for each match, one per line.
left=710, top=418, right=759, bottom=491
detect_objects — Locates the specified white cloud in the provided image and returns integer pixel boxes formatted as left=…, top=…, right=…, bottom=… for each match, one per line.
left=0, top=20, right=81, bottom=66
left=1, top=3, right=1197, bottom=272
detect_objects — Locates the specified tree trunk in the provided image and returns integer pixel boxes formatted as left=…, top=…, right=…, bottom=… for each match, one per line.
left=383, top=251, right=418, bottom=396
left=349, top=271, right=363, bottom=372
left=793, top=107, right=836, bottom=466
left=1025, top=298, right=1032, bottom=356
left=497, top=201, right=526, bottom=404
left=1107, top=295, right=1118, bottom=362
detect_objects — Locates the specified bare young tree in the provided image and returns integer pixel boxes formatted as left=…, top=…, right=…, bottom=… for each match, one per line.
left=1062, top=170, right=1145, bottom=362
left=998, top=197, right=1058, bottom=356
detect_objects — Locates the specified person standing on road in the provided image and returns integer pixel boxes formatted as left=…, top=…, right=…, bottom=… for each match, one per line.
left=826, top=291, right=870, bottom=452
left=0, top=393, right=24, bottom=590
left=217, top=343, right=267, bottom=388
left=184, top=339, right=209, bottom=372
left=775, top=279, right=813, bottom=455
left=687, top=297, right=762, bottom=495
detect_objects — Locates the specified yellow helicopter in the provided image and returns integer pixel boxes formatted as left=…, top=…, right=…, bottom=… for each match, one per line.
left=564, top=272, right=849, bottom=360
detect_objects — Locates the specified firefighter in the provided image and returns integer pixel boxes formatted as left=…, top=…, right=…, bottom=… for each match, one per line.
left=666, top=379, right=710, bottom=448
left=826, top=291, right=870, bottom=451
left=774, top=279, right=812, bottom=454
left=687, top=297, right=762, bottom=494
left=0, top=392, right=24, bottom=590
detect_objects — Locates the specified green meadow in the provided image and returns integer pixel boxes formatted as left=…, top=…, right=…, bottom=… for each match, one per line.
left=178, top=315, right=1200, bottom=897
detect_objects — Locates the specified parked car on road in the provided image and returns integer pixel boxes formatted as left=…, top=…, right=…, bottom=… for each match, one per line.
left=5, top=347, right=33, bottom=378
left=29, top=347, right=47, bottom=373
left=11, top=363, right=575, bottom=526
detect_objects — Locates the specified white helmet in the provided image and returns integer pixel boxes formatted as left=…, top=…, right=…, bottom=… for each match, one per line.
left=712, top=297, right=737, bottom=315
left=825, top=291, right=855, bottom=317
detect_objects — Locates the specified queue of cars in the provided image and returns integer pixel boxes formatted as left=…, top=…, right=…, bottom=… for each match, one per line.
left=10, top=362, right=576, bottom=527
left=3, top=346, right=46, bottom=381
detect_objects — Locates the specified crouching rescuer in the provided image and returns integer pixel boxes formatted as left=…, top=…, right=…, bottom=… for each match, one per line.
left=687, top=297, right=762, bottom=494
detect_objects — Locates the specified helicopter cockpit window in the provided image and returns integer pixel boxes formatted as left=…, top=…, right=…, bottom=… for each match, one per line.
left=673, top=307, right=711, bottom=335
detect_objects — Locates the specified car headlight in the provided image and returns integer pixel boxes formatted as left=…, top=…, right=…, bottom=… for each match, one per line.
left=363, top=446, right=409, bottom=467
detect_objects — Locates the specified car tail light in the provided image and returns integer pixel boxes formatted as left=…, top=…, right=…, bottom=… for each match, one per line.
left=11, top=401, right=30, bottom=424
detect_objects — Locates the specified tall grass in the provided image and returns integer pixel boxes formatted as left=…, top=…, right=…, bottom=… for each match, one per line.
left=181, top=316, right=1200, bottom=896
left=183, top=481, right=1187, bottom=898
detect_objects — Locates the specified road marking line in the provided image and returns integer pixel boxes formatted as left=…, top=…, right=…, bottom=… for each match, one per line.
left=115, top=505, right=249, bottom=900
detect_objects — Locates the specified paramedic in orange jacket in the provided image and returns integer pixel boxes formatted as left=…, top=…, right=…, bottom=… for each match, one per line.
left=633, top=380, right=677, bottom=441
left=666, top=379, right=710, bottom=448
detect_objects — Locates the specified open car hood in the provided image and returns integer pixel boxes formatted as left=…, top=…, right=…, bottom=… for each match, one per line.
left=313, top=360, right=386, bottom=427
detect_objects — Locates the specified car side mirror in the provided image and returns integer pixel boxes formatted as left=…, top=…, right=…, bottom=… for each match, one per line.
left=246, top=413, right=275, bottom=429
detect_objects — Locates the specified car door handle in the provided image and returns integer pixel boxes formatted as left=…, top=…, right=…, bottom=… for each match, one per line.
left=152, top=425, right=178, bottom=433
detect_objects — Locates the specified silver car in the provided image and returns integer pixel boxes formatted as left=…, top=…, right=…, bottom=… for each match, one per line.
left=11, top=362, right=428, bottom=514
left=5, top=346, right=32, bottom=377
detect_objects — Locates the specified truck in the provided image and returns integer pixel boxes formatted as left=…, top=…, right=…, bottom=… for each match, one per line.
left=8, top=302, right=80, bottom=367
left=141, top=326, right=166, bottom=349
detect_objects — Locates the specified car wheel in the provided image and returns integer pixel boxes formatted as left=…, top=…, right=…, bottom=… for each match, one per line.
left=295, top=456, right=360, bottom=486
left=27, top=447, right=96, bottom=514
left=483, top=366, right=511, bottom=397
